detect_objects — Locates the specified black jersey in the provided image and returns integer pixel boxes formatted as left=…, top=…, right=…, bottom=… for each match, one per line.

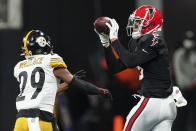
left=104, top=33, right=172, bottom=98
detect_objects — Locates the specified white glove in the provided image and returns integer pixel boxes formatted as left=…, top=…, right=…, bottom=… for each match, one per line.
left=94, top=29, right=110, bottom=47
left=106, top=19, right=119, bottom=41
left=172, top=86, right=187, bottom=107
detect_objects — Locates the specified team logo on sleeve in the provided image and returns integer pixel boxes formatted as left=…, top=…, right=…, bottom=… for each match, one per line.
left=151, top=33, right=159, bottom=46
left=147, top=8, right=155, bottom=21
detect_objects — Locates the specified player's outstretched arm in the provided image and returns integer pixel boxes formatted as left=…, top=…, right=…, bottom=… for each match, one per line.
left=56, top=69, right=87, bottom=94
left=53, top=68, right=112, bottom=99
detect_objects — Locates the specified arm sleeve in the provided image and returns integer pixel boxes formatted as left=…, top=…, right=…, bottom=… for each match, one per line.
left=111, top=38, right=157, bottom=68
left=68, top=76, right=104, bottom=95
left=104, top=45, right=127, bottom=74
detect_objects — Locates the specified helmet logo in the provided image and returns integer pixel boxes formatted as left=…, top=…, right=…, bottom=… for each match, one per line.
left=146, top=8, right=155, bottom=21
left=36, top=36, right=48, bottom=47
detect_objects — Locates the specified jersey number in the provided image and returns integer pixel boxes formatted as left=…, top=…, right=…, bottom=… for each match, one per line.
left=16, top=67, right=45, bottom=102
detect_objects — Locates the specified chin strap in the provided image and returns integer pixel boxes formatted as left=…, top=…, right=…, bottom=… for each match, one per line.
left=132, top=31, right=142, bottom=39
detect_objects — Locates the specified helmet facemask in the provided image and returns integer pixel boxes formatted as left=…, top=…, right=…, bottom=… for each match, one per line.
left=126, top=13, right=149, bottom=39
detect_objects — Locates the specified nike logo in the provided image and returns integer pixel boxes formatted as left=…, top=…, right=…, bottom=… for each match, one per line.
left=142, top=49, right=148, bottom=53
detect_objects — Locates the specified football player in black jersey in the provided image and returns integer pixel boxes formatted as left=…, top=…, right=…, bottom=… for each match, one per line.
left=95, top=5, right=187, bottom=131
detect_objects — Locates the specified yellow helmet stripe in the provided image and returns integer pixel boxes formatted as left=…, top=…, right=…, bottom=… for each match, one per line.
left=24, top=30, right=34, bottom=56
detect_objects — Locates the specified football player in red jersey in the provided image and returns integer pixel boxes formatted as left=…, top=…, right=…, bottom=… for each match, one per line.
left=95, top=5, right=187, bottom=131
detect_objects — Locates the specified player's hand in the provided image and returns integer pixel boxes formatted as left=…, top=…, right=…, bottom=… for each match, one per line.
left=172, top=86, right=187, bottom=107
left=73, top=69, right=87, bottom=79
left=99, top=88, right=113, bottom=101
left=94, top=29, right=110, bottom=47
left=106, top=19, right=119, bottom=42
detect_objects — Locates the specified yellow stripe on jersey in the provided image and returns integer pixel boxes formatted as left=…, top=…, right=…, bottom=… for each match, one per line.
left=51, top=58, right=62, bottom=61
left=50, top=57, right=67, bottom=68
left=50, top=62, right=67, bottom=68
left=50, top=58, right=63, bottom=62
left=51, top=58, right=62, bottom=60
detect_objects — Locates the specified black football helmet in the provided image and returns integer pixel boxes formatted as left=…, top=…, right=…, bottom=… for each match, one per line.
left=22, top=30, right=53, bottom=56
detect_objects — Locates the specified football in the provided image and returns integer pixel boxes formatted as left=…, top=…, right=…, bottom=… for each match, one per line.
left=94, top=16, right=111, bottom=35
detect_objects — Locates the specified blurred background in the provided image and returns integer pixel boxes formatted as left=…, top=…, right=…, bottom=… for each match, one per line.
left=1, top=0, right=196, bottom=130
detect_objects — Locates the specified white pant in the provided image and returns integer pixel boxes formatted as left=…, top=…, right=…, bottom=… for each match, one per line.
left=123, top=95, right=177, bottom=131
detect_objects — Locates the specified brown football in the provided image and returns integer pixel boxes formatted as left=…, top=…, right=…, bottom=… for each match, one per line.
left=94, top=16, right=111, bottom=35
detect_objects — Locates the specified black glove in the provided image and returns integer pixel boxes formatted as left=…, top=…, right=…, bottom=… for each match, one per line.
left=99, top=88, right=113, bottom=101
left=73, top=69, right=87, bottom=79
